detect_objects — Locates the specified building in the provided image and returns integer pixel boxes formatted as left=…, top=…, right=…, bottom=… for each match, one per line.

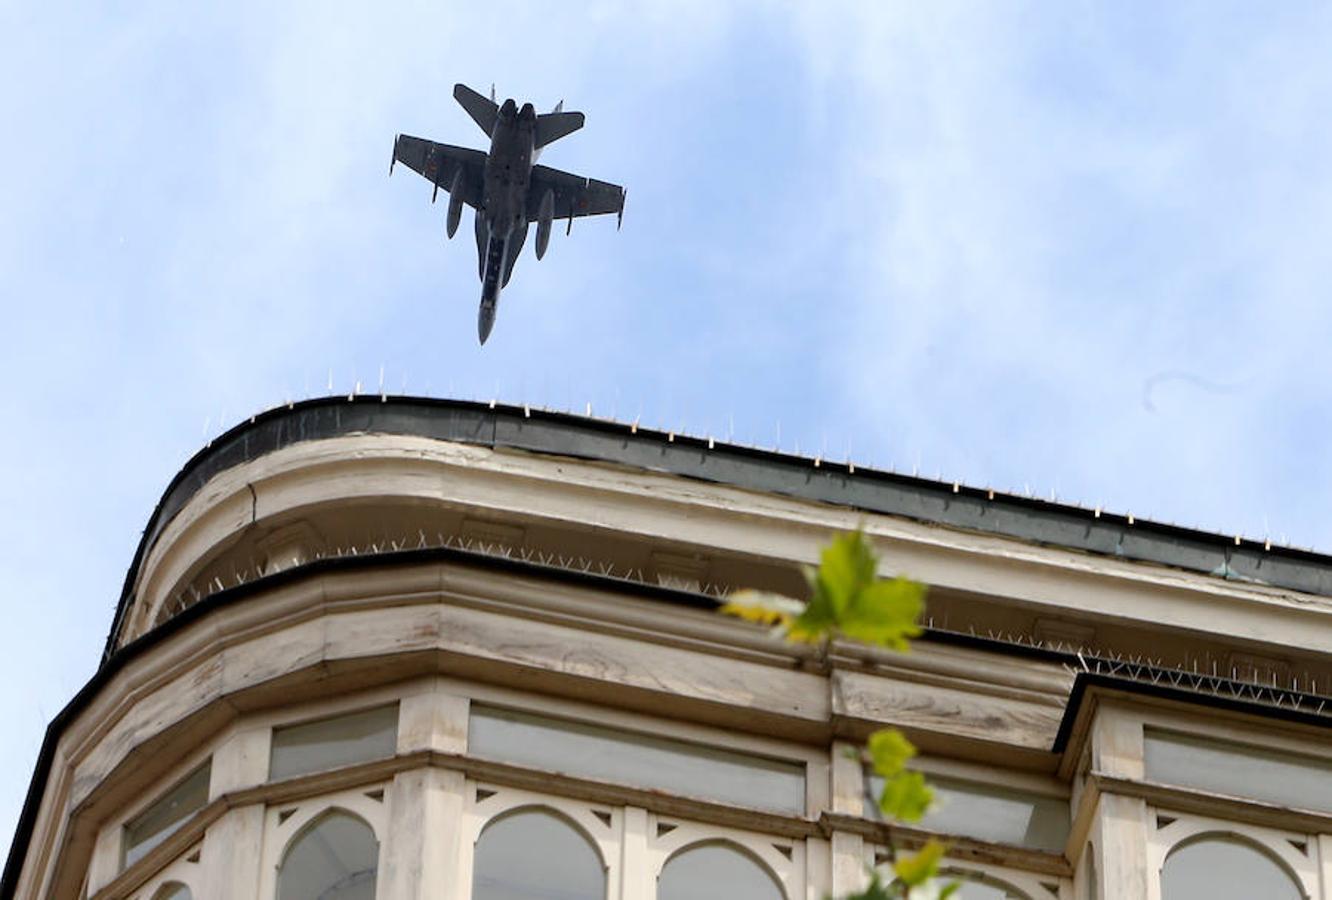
left=6, top=396, right=1332, bottom=899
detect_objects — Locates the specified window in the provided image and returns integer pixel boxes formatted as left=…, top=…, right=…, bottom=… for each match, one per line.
left=1145, top=729, right=1332, bottom=813
left=122, top=762, right=211, bottom=869
left=868, top=773, right=1067, bottom=851
left=944, top=878, right=1031, bottom=899
left=151, top=884, right=191, bottom=900
left=469, top=706, right=806, bottom=814
left=1160, top=836, right=1301, bottom=900
left=472, top=808, right=606, bottom=899
left=269, top=704, right=398, bottom=781
left=276, top=810, right=378, bottom=900
left=658, top=843, right=784, bottom=900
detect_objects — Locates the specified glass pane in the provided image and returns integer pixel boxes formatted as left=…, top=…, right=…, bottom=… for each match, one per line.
left=469, top=706, right=805, bottom=814
left=949, top=879, right=1030, bottom=900
left=122, top=762, right=211, bottom=869
left=270, top=704, right=398, bottom=781
left=152, top=885, right=192, bottom=900
left=472, top=809, right=606, bottom=900
left=277, top=811, right=378, bottom=900
left=1161, top=837, right=1301, bottom=900
left=868, top=774, right=1068, bottom=851
left=1146, top=729, right=1332, bottom=813
left=658, top=844, right=784, bottom=900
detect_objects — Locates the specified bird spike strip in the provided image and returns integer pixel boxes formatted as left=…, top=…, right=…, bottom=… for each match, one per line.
left=161, top=530, right=736, bottom=629
left=158, top=529, right=1330, bottom=718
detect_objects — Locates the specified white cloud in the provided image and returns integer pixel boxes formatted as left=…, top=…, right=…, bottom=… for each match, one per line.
left=785, top=3, right=1332, bottom=541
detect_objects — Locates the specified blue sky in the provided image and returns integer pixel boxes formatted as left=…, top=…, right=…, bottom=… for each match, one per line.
left=3, top=1, right=1332, bottom=851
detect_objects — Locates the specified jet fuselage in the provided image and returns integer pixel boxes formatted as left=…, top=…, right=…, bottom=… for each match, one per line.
left=475, top=100, right=537, bottom=343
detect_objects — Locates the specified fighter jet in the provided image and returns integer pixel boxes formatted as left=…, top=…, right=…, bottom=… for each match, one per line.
left=391, top=84, right=626, bottom=344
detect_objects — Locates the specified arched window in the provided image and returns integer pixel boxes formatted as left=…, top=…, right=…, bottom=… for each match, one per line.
left=277, top=810, right=378, bottom=900
left=947, top=879, right=1030, bottom=899
left=151, top=885, right=192, bottom=900
left=1161, top=835, right=1302, bottom=900
left=472, top=808, right=606, bottom=899
left=658, top=843, right=784, bottom=900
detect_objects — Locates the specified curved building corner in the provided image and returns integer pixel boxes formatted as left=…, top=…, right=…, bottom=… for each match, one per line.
left=8, top=396, right=1332, bottom=899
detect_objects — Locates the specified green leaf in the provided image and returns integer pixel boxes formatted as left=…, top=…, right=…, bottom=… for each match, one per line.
left=893, top=839, right=945, bottom=887
left=818, top=530, right=877, bottom=616
left=880, top=769, right=933, bottom=823
left=938, top=881, right=962, bottom=899
left=788, top=530, right=926, bottom=649
left=867, top=728, right=916, bottom=778
left=840, top=577, right=925, bottom=650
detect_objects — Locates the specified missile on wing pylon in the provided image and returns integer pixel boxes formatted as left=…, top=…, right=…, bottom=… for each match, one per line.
left=447, top=170, right=464, bottom=239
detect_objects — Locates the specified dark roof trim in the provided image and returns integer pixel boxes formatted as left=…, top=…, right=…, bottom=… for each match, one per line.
left=102, top=396, right=1332, bottom=660
left=1052, top=671, right=1332, bottom=753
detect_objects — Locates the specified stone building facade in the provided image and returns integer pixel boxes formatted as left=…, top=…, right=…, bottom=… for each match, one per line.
left=6, top=397, right=1332, bottom=899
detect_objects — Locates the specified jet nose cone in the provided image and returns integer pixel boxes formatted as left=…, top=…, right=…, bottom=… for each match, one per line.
left=478, top=304, right=496, bottom=344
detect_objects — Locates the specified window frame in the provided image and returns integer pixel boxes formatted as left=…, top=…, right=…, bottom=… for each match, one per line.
left=468, top=703, right=808, bottom=816
left=865, top=845, right=1069, bottom=899
left=459, top=783, right=619, bottom=899
left=130, top=852, right=201, bottom=900
left=1145, top=807, right=1318, bottom=900
left=649, top=816, right=801, bottom=900
left=267, top=703, right=400, bottom=783
left=116, top=756, right=213, bottom=874
left=460, top=680, right=827, bottom=814
left=257, top=786, right=389, bottom=900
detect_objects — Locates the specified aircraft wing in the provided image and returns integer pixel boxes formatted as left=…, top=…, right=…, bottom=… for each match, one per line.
left=453, top=84, right=498, bottom=137
left=392, top=135, right=486, bottom=208
left=534, top=111, right=585, bottom=149
left=527, top=164, right=626, bottom=219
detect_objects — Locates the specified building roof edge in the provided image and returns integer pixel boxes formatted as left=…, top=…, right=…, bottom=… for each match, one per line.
left=101, top=395, right=1332, bottom=661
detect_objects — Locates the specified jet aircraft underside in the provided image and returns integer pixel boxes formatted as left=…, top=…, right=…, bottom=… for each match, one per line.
left=392, top=83, right=626, bottom=344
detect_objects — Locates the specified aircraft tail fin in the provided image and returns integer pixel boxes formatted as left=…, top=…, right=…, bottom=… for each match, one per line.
left=454, top=83, right=499, bottom=137
left=534, top=111, right=585, bottom=149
